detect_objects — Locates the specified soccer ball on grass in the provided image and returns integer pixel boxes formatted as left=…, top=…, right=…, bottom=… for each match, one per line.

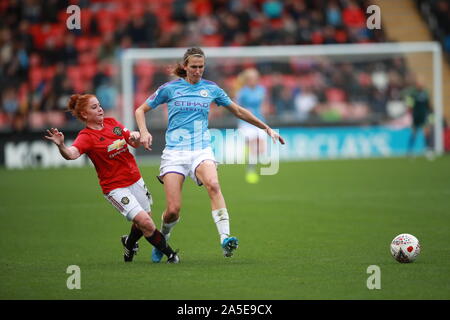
left=390, top=233, right=421, bottom=263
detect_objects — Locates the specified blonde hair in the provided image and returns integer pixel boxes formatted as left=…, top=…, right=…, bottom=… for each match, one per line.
left=234, top=68, right=260, bottom=95
left=67, top=94, right=96, bottom=121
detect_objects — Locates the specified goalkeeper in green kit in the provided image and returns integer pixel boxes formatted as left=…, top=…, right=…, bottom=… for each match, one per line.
left=403, top=75, right=433, bottom=157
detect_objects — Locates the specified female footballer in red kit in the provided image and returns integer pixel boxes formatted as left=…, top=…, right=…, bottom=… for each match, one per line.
left=45, top=94, right=179, bottom=263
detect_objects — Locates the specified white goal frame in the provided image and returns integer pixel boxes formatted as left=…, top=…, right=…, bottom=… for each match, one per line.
left=121, top=42, right=444, bottom=155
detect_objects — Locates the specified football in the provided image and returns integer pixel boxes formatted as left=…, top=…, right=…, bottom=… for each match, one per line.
left=390, top=233, right=421, bottom=263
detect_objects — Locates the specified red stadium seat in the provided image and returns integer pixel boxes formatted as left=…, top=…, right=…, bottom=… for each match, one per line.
left=67, top=66, right=82, bottom=81
left=282, top=75, right=298, bottom=89
left=444, top=128, right=450, bottom=152
left=47, top=110, right=66, bottom=127
left=57, top=9, right=67, bottom=24
left=114, top=7, right=129, bottom=23
left=78, top=51, right=97, bottom=65
left=48, top=24, right=65, bottom=46
left=137, top=78, right=151, bottom=92
left=75, top=36, right=91, bottom=52
left=134, top=92, right=148, bottom=108
left=29, top=111, right=46, bottom=129
left=326, top=88, right=346, bottom=102
left=80, top=63, right=97, bottom=81
left=260, top=75, right=273, bottom=88
left=0, top=111, right=9, bottom=128
left=156, top=4, right=172, bottom=18
left=18, top=83, right=29, bottom=99
left=29, top=67, right=44, bottom=90
left=335, top=29, right=348, bottom=43
left=29, top=53, right=41, bottom=67
left=135, top=61, right=155, bottom=78
left=72, top=78, right=86, bottom=92
left=312, top=31, right=324, bottom=44
left=43, top=66, right=56, bottom=81
left=202, top=35, right=223, bottom=47
left=97, top=9, right=117, bottom=33
left=104, top=63, right=118, bottom=77
left=129, top=3, right=145, bottom=17
left=89, top=36, right=103, bottom=51
left=193, top=0, right=212, bottom=16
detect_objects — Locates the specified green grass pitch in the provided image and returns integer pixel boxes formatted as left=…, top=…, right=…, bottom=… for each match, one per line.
left=0, top=156, right=449, bottom=299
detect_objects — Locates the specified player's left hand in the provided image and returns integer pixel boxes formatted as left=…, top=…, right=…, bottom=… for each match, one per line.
left=266, top=127, right=285, bottom=145
left=129, top=131, right=140, bottom=142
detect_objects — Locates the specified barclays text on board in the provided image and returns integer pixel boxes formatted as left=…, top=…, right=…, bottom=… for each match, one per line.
left=275, top=126, right=424, bottom=160
left=211, top=126, right=424, bottom=162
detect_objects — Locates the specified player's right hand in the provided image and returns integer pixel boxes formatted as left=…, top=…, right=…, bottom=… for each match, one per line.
left=140, top=131, right=153, bottom=151
left=44, top=128, right=65, bottom=146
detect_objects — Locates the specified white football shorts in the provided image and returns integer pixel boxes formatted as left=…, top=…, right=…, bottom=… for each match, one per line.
left=104, top=178, right=153, bottom=221
left=238, top=123, right=267, bottom=141
left=158, top=147, right=217, bottom=186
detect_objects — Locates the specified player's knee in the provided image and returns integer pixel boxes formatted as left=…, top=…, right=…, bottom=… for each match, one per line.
left=165, top=205, right=181, bottom=221
left=204, top=179, right=221, bottom=195
left=136, top=216, right=155, bottom=235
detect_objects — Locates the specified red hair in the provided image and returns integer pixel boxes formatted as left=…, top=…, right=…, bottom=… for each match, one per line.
left=67, top=94, right=96, bottom=121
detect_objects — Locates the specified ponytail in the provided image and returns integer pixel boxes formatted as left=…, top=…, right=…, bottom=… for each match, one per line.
left=67, top=94, right=96, bottom=122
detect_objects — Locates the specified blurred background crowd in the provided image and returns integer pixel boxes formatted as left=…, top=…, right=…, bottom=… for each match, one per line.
left=0, top=0, right=448, bottom=132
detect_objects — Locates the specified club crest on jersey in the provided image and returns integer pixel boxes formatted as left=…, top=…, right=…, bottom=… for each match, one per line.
left=107, top=139, right=126, bottom=152
left=199, top=90, right=208, bottom=97
left=121, top=197, right=130, bottom=205
left=113, top=127, right=122, bottom=136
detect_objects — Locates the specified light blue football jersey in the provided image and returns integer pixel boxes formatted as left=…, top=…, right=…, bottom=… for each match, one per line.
left=146, top=78, right=232, bottom=151
left=236, top=85, right=265, bottom=126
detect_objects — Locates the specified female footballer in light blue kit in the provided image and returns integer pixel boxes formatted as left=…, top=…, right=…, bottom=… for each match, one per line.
left=135, top=47, right=285, bottom=262
left=236, top=68, right=268, bottom=184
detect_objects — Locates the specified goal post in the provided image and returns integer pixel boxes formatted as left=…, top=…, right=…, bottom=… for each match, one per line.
left=120, top=42, right=444, bottom=156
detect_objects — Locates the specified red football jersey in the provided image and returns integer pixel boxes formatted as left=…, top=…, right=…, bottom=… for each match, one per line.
left=72, top=118, right=142, bottom=194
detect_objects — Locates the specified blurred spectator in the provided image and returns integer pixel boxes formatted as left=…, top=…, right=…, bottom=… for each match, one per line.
left=296, top=17, right=313, bottom=44
left=323, top=26, right=338, bottom=44
left=96, top=78, right=118, bottom=114
left=432, top=0, right=450, bottom=36
left=172, top=0, right=195, bottom=23
left=370, top=87, right=388, bottom=118
left=61, top=34, right=78, bottom=65
left=2, top=87, right=19, bottom=117
left=142, top=3, right=160, bottom=47
left=316, top=103, right=343, bottom=122
left=220, top=13, right=241, bottom=45
left=417, top=0, right=450, bottom=56
left=293, top=85, right=318, bottom=121
left=92, top=62, right=110, bottom=90
left=0, top=0, right=413, bottom=133
left=443, top=119, right=450, bottom=152
left=342, top=0, right=366, bottom=29
left=99, top=32, right=116, bottom=62
left=22, top=0, right=42, bottom=24
left=262, top=0, right=283, bottom=19
left=326, top=0, right=342, bottom=27
left=127, top=16, right=150, bottom=47
left=233, top=1, right=252, bottom=34
left=271, top=74, right=295, bottom=116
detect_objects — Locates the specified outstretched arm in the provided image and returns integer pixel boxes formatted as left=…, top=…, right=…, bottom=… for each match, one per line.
left=127, top=131, right=142, bottom=148
left=226, top=102, right=285, bottom=144
left=135, top=102, right=153, bottom=151
left=44, top=128, right=81, bottom=160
